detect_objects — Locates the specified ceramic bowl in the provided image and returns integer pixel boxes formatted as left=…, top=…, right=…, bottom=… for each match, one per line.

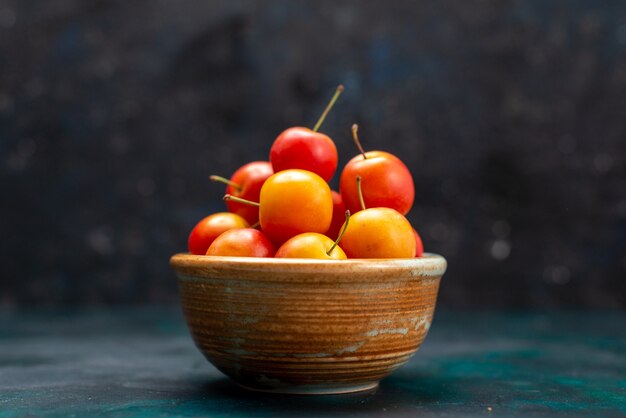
left=170, top=253, right=447, bottom=395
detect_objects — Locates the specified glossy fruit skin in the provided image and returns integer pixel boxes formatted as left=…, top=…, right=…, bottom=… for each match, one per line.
left=340, top=151, right=414, bottom=215
left=259, top=169, right=333, bottom=244
left=340, top=207, right=416, bottom=259
left=187, top=212, right=249, bottom=255
left=275, top=232, right=347, bottom=260
left=413, top=228, right=424, bottom=258
left=225, top=161, right=273, bottom=225
left=206, top=228, right=275, bottom=257
left=270, top=127, right=338, bottom=182
left=327, top=191, right=347, bottom=240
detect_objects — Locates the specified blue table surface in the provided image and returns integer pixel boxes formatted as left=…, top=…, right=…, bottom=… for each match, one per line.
left=0, top=308, right=625, bottom=417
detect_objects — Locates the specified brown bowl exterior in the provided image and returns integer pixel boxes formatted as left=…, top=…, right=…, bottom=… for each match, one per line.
left=170, top=253, right=446, bottom=394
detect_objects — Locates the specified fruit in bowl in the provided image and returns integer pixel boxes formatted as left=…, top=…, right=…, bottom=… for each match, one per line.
left=340, top=124, right=415, bottom=216
left=269, top=85, right=343, bottom=182
left=175, top=85, right=444, bottom=394
left=170, top=254, right=446, bottom=394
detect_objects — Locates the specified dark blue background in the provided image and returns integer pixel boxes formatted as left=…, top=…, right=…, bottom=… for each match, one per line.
left=1, top=0, right=624, bottom=308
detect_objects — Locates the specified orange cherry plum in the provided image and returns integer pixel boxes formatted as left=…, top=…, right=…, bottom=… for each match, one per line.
left=275, top=233, right=347, bottom=260
left=270, top=85, right=343, bottom=182
left=187, top=212, right=248, bottom=255
left=206, top=228, right=275, bottom=257
left=275, top=210, right=350, bottom=260
left=211, top=161, right=273, bottom=225
left=340, top=124, right=414, bottom=215
left=340, top=207, right=415, bottom=259
left=413, top=228, right=424, bottom=258
left=224, top=169, right=333, bottom=244
left=260, top=169, right=333, bottom=243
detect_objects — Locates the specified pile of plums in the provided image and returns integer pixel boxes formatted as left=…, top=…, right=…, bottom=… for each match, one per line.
left=187, top=86, right=424, bottom=260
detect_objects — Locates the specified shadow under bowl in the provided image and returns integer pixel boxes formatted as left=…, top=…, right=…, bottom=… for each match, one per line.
left=170, top=253, right=447, bottom=395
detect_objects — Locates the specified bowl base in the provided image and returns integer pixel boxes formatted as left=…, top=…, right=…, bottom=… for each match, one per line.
left=237, top=381, right=379, bottom=395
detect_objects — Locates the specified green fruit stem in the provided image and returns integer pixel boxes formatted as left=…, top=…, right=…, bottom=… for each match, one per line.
left=210, top=175, right=242, bottom=192
left=356, top=176, right=366, bottom=211
left=327, top=210, right=351, bottom=256
left=223, top=194, right=260, bottom=207
left=351, top=124, right=367, bottom=159
left=312, top=84, right=344, bottom=132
